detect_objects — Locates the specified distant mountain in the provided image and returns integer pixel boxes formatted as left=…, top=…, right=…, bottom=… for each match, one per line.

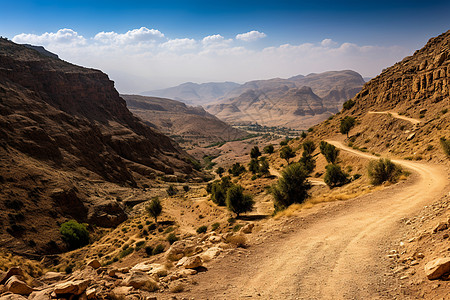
left=206, top=70, right=365, bottom=129
left=123, top=94, right=247, bottom=146
left=142, top=81, right=240, bottom=106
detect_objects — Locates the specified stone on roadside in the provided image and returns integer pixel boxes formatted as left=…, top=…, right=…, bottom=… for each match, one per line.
left=424, top=257, right=450, bottom=280
left=241, top=224, right=254, bottom=234
left=54, top=280, right=90, bottom=295
left=0, top=267, right=24, bottom=285
left=87, top=259, right=101, bottom=269
left=5, top=276, right=34, bottom=295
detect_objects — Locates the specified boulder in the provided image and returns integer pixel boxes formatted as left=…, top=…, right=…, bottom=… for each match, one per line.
left=165, top=240, right=197, bottom=261
left=54, top=280, right=90, bottom=295
left=123, top=271, right=154, bottom=289
left=424, top=257, right=450, bottom=280
left=111, top=286, right=132, bottom=296
left=0, top=294, right=28, bottom=300
left=5, top=276, right=34, bottom=295
left=0, top=267, right=24, bottom=285
left=200, top=247, right=221, bottom=262
left=88, top=200, right=127, bottom=228
left=87, top=259, right=101, bottom=269
left=40, top=272, right=65, bottom=283
left=29, top=288, right=53, bottom=300
left=177, top=255, right=203, bottom=269
left=241, top=224, right=254, bottom=234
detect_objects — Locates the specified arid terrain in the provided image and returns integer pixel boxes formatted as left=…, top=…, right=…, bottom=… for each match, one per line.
left=0, top=29, right=449, bottom=300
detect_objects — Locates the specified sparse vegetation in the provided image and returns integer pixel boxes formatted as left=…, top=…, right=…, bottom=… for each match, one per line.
left=226, top=185, right=254, bottom=217
left=340, top=116, right=356, bottom=137
left=211, top=222, right=220, bottom=231
left=216, top=166, right=225, bottom=177
left=263, top=144, right=274, bottom=154
left=324, top=164, right=349, bottom=188
left=320, top=141, right=340, bottom=164
left=280, top=146, right=296, bottom=164
left=167, top=233, right=178, bottom=244
left=146, top=197, right=163, bottom=223
left=152, top=244, right=165, bottom=255
left=183, top=185, right=190, bottom=192
left=60, top=220, right=89, bottom=250
left=209, top=176, right=233, bottom=206
left=250, top=146, right=262, bottom=158
left=271, top=163, right=311, bottom=211
left=229, top=162, right=246, bottom=176
left=343, top=99, right=355, bottom=110
left=367, top=158, right=402, bottom=185
left=196, top=225, right=207, bottom=234
left=166, top=184, right=177, bottom=196
left=249, top=158, right=260, bottom=174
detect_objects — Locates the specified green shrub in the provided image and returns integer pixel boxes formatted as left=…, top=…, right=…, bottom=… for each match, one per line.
left=167, top=233, right=178, bottom=244
left=367, top=158, right=402, bottom=185
left=259, top=157, right=270, bottom=176
left=233, top=224, right=243, bottom=232
left=226, top=185, right=254, bottom=217
left=145, top=246, right=154, bottom=256
left=271, top=163, right=311, bottom=211
left=60, top=220, right=89, bottom=250
left=135, top=241, right=145, bottom=250
left=280, top=146, right=295, bottom=164
left=340, top=116, right=356, bottom=137
left=216, top=166, right=225, bottom=176
left=166, top=184, right=177, bottom=196
left=263, top=144, right=274, bottom=154
left=119, top=247, right=134, bottom=258
left=299, top=153, right=315, bottom=175
left=440, top=137, right=450, bottom=157
left=211, top=222, right=220, bottom=231
left=146, top=197, right=162, bottom=223
left=229, top=163, right=246, bottom=176
left=302, top=141, right=316, bottom=156
left=324, top=164, right=349, bottom=188
left=211, top=176, right=233, bottom=206
left=183, top=185, right=190, bottom=192
left=301, top=132, right=307, bottom=139
left=343, top=99, right=355, bottom=110
left=152, top=244, right=165, bottom=255
left=196, top=225, right=207, bottom=234
left=250, top=146, right=261, bottom=158
left=248, top=158, right=260, bottom=174
left=320, top=141, right=340, bottom=164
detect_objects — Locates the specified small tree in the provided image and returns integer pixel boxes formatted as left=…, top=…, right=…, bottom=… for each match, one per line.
left=60, top=220, right=89, bottom=250
left=271, top=163, right=311, bottom=211
left=299, top=153, right=316, bottom=175
left=250, top=146, right=261, bottom=159
left=211, top=176, right=233, bottom=206
left=280, top=146, right=296, bottom=164
left=226, top=185, right=254, bottom=217
left=340, top=116, right=356, bottom=138
left=216, top=166, right=225, bottom=177
left=367, top=158, right=402, bottom=185
left=343, top=99, right=355, bottom=110
left=263, top=144, right=274, bottom=154
left=320, top=141, right=340, bottom=164
left=248, top=158, right=260, bottom=174
left=146, top=197, right=163, bottom=223
left=259, top=157, right=270, bottom=176
left=324, top=164, right=349, bottom=188
left=229, top=163, right=246, bottom=176
left=302, top=140, right=316, bottom=156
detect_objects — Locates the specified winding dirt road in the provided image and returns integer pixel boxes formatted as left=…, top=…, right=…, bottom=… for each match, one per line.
left=175, top=139, right=448, bottom=300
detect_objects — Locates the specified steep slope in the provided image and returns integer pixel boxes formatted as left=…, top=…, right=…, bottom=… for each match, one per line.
left=206, top=70, right=365, bottom=129
left=141, top=81, right=240, bottom=106
left=310, top=30, right=450, bottom=162
left=122, top=94, right=247, bottom=146
left=0, top=39, right=198, bottom=254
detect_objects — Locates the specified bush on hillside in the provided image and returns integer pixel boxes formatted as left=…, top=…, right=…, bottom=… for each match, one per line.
left=320, top=141, right=340, bottom=164
left=60, top=220, right=89, bottom=250
left=324, top=164, right=349, bottom=188
left=146, top=197, right=163, bottom=223
left=271, top=163, right=311, bottom=211
left=367, top=158, right=402, bottom=185
left=340, top=116, right=356, bottom=137
left=226, top=185, right=254, bottom=217
left=166, top=184, right=177, bottom=196
left=440, top=137, right=450, bottom=157
left=280, top=146, right=296, bottom=164
left=302, top=140, right=316, bottom=156
left=229, top=163, right=246, bottom=176
left=343, top=99, right=355, bottom=110
left=263, top=144, right=274, bottom=154
left=250, top=146, right=261, bottom=159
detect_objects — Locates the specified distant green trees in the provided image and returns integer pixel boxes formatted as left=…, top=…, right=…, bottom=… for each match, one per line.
left=60, top=220, right=89, bottom=250
left=271, top=163, right=311, bottom=211
left=340, top=116, right=356, bottom=137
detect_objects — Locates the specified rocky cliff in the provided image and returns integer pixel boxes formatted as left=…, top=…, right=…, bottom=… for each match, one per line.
left=0, top=39, right=198, bottom=254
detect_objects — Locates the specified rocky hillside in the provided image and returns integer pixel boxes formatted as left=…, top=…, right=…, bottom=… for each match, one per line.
left=206, top=70, right=365, bottom=129
left=122, top=95, right=247, bottom=147
left=0, top=38, right=199, bottom=254
left=142, top=81, right=240, bottom=106
left=310, top=30, right=450, bottom=162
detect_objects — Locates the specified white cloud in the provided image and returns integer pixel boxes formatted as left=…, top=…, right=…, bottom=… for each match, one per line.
left=12, top=28, right=86, bottom=46
left=93, top=27, right=164, bottom=45
left=321, top=38, right=338, bottom=47
left=11, top=28, right=409, bottom=93
left=236, top=30, right=267, bottom=42
left=160, top=38, right=197, bottom=51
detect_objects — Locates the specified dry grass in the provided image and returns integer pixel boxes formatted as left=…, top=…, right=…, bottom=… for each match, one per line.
left=0, top=251, right=46, bottom=282
left=226, top=234, right=247, bottom=247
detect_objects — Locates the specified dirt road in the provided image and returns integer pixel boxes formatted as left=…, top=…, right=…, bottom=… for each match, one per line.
left=368, top=111, right=421, bottom=125
left=176, top=141, right=448, bottom=299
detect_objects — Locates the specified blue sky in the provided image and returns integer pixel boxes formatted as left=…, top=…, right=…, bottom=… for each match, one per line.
left=3, top=1, right=449, bottom=92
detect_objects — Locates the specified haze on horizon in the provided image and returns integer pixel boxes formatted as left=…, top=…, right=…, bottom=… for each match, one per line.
left=3, top=0, right=449, bottom=93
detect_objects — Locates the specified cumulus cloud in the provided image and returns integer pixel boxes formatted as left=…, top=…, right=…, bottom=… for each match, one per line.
left=11, top=28, right=409, bottom=93
left=236, top=30, right=267, bottom=42
left=93, top=27, right=164, bottom=45
left=12, top=28, right=86, bottom=46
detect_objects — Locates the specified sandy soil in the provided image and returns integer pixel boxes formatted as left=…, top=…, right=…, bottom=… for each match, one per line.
left=167, top=140, right=447, bottom=299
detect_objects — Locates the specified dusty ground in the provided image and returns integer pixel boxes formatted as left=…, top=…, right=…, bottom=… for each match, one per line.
left=161, top=140, right=449, bottom=300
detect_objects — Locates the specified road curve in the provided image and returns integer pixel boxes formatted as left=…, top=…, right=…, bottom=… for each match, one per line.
left=177, top=141, right=448, bottom=300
